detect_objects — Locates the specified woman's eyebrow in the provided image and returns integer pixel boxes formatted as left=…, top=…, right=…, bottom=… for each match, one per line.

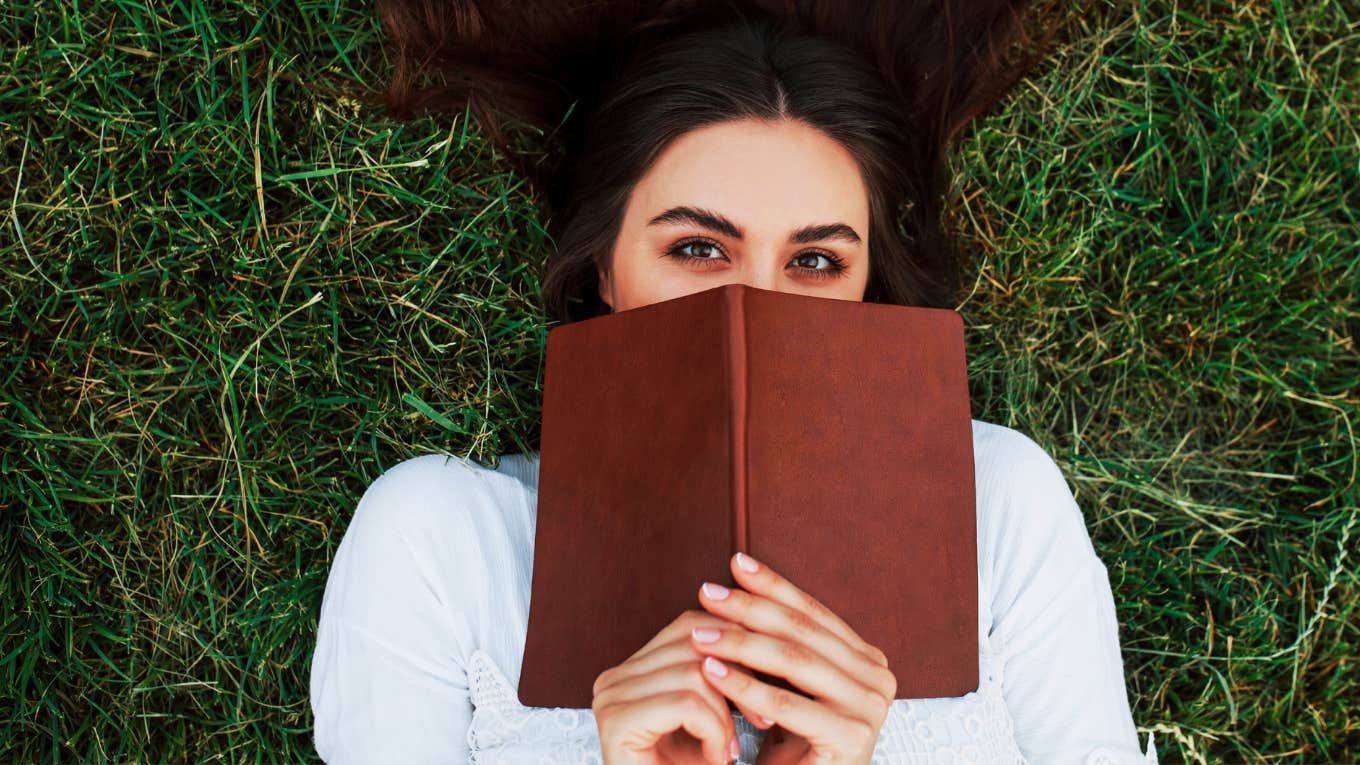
left=646, top=205, right=862, bottom=244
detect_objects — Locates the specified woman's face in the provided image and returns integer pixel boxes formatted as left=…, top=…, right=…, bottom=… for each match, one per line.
left=598, top=117, right=871, bottom=312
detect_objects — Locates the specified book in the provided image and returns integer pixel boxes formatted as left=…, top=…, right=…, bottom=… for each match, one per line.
left=517, top=282, right=977, bottom=710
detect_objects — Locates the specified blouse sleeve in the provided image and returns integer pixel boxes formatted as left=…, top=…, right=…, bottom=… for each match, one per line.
left=309, top=455, right=501, bottom=764
left=979, top=427, right=1157, bottom=765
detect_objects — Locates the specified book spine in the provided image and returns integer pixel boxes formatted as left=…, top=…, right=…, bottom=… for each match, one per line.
left=726, top=287, right=749, bottom=555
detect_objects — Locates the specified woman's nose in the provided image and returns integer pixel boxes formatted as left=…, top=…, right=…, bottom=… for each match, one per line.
left=723, top=261, right=780, bottom=293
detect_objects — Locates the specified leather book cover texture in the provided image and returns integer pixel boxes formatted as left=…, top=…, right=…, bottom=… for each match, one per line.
left=518, top=283, right=977, bottom=710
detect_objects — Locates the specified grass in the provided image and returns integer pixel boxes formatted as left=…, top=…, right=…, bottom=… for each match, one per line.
left=1, top=0, right=1356, bottom=762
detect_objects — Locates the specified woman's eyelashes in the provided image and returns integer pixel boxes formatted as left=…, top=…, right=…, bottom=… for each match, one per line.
left=662, top=237, right=849, bottom=280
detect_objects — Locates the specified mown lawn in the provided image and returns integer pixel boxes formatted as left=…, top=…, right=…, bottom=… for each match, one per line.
left=2, top=0, right=1356, bottom=762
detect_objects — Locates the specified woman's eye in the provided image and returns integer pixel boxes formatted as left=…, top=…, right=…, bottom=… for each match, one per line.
left=670, top=240, right=724, bottom=261
left=792, top=251, right=850, bottom=279
left=664, top=238, right=849, bottom=280
left=793, top=252, right=831, bottom=270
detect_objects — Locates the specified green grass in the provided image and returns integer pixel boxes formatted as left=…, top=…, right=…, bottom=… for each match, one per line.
left=1, top=0, right=1356, bottom=762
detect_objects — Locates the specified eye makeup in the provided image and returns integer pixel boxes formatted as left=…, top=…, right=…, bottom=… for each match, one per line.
left=663, top=237, right=850, bottom=281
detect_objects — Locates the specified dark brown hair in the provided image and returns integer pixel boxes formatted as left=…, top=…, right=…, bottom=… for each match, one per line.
left=371, top=0, right=1062, bottom=322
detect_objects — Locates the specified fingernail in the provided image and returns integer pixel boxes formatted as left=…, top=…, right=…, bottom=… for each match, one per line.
left=759, top=716, right=774, bottom=726
left=702, top=581, right=730, bottom=600
left=703, top=656, right=728, bottom=677
left=735, top=552, right=759, bottom=572
left=692, top=626, right=721, bottom=643
left=729, top=735, right=740, bottom=760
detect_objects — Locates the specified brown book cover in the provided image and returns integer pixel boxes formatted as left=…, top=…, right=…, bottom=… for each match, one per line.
left=518, top=283, right=977, bottom=709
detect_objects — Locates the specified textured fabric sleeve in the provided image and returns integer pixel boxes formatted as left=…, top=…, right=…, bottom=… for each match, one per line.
left=309, top=455, right=503, bottom=765
left=980, top=427, right=1157, bottom=765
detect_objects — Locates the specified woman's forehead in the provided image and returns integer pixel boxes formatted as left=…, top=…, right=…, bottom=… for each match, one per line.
left=627, top=117, right=869, bottom=237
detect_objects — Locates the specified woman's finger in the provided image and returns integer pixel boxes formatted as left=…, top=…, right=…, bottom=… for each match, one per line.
left=616, top=635, right=779, bottom=728
left=618, top=610, right=737, bottom=670
left=594, top=654, right=734, bottom=739
left=698, top=579, right=896, bottom=700
left=690, top=619, right=886, bottom=716
left=698, top=651, right=879, bottom=760
left=624, top=609, right=714, bottom=663
left=594, top=684, right=734, bottom=765
left=728, top=552, right=888, bottom=667
left=603, top=615, right=777, bottom=731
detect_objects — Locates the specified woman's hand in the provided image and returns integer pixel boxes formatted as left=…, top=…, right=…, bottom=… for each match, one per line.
left=688, top=552, right=897, bottom=765
left=592, top=607, right=771, bottom=765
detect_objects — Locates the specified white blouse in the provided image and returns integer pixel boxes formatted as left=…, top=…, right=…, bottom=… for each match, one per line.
left=310, top=418, right=1158, bottom=764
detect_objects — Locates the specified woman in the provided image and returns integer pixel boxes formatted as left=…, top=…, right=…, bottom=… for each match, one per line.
left=310, top=1, right=1160, bottom=762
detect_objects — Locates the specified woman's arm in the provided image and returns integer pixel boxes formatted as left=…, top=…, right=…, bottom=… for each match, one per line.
left=309, top=455, right=501, bottom=764
left=978, top=425, right=1156, bottom=765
